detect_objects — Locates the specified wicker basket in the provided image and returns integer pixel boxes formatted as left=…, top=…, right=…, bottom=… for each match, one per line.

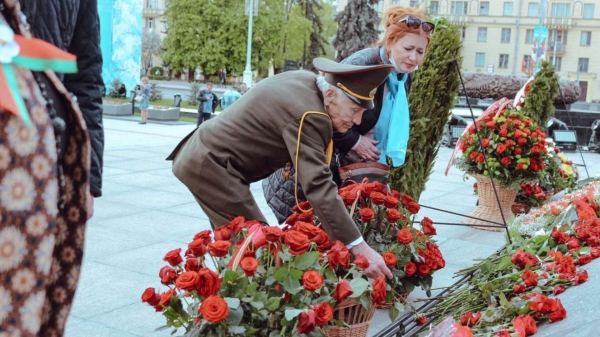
left=323, top=299, right=376, bottom=337
left=376, top=290, right=408, bottom=309
left=463, top=174, right=518, bottom=231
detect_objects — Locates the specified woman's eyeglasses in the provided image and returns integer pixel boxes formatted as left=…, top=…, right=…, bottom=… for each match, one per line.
left=397, top=16, right=435, bottom=34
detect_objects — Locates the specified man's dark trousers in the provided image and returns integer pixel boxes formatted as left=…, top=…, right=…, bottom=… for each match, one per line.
left=197, top=112, right=211, bottom=126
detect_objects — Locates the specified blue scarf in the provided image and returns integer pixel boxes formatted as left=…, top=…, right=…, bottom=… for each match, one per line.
left=374, top=47, right=410, bottom=167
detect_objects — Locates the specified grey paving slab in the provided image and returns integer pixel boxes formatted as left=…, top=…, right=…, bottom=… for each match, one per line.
left=87, top=302, right=173, bottom=337
left=107, top=172, right=179, bottom=188
left=162, top=202, right=210, bottom=220
left=102, top=167, right=133, bottom=177
left=149, top=182, right=193, bottom=195
left=145, top=167, right=179, bottom=178
left=106, top=149, right=171, bottom=160
left=66, top=320, right=143, bottom=337
left=100, top=180, right=138, bottom=195
left=83, top=223, right=165, bottom=260
left=436, top=238, right=503, bottom=268
left=88, top=199, right=148, bottom=222
left=105, top=158, right=173, bottom=173
left=101, top=188, right=193, bottom=210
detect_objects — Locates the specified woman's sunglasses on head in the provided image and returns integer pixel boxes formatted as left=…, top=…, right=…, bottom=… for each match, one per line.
left=398, top=16, right=435, bottom=34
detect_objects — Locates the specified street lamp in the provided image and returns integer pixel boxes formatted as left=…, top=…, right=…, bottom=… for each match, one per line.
left=243, top=0, right=256, bottom=87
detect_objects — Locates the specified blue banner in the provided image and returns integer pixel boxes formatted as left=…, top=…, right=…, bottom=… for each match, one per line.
left=531, top=26, right=548, bottom=73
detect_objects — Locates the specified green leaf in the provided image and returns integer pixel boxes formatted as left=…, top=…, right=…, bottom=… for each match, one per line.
left=389, top=304, right=400, bottom=322
left=226, top=304, right=244, bottom=326
left=283, top=276, right=303, bottom=295
left=498, top=255, right=512, bottom=270
left=225, top=297, right=240, bottom=310
left=269, top=331, right=282, bottom=337
left=325, top=268, right=337, bottom=282
left=294, top=251, right=319, bottom=271
left=228, top=326, right=246, bottom=335
left=289, top=268, right=303, bottom=280
left=349, top=278, right=369, bottom=298
left=579, top=247, right=591, bottom=255
left=266, top=297, right=282, bottom=311
left=250, top=301, right=264, bottom=310
left=224, top=270, right=240, bottom=284
left=273, top=267, right=289, bottom=282
left=284, top=308, right=305, bottom=321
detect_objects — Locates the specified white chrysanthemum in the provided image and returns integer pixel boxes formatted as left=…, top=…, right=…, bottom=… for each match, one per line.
left=20, top=291, right=44, bottom=334
left=25, top=213, right=49, bottom=236
left=0, top=168, right=36, bottom=211
left=6, top=117, right=38, bottom=157
left=0, top=286, right=13, bottom=322
left=11, top=269, right=36, bottom=293
left=30, top=155, right=52, bottom=180
left=0, top=145, right=10, bottom=170
left=35, top=235, right=55, bottom=275
left=0, top=226, right=27, bottom=272
left=43, top=178, right=59, bottom=217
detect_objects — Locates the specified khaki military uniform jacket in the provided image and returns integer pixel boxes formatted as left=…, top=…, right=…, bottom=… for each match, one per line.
left=168, top=70, right=361, bottom=244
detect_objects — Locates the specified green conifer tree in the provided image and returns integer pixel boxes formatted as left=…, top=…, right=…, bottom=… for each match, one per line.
left=522, top=61, right=560, bottom=127
left=332, top=0, right=381, bottom=61
left=388, top=18, right=462, bottom=201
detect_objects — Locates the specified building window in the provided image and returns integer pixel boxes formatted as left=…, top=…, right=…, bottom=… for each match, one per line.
left=429, top=1, right=439, bottom=14
left=501, top=28, right=511, bottom=43
left=550, top=29, right=568, bottom=47
left=527, top=3, right=539, bottom=16
left=499, top=54, right=509, bottom=68
left=475, top=53, right=485, bottom=67
left=480, top=2, right=490, bottom=15
left=550, top=3, right=571, bottom=17
left=147, top=18, right=154, bottom=29
left=578, top=58, right=589, bottom=72
left=390, top=0, right=399, bottom=4
left=523, top=55, right=533, bottom=73
left=477, top=27, right=487, bottom=42
left=410, top=0, right=418, bottom=7
left=503, top=2, right=514, bottom=16
left=525, top=29, right=534, bottom=43
left=553, top=56, right=562, bottom=71
left=580, top=31, right=592, bottom=46
left=457, top=27, right=466, bottom=41
left=583, top=4, right=595, bottom=18
left=146, top=0, right=156, bottom=8
left=451, top=1, right=468, bottom=15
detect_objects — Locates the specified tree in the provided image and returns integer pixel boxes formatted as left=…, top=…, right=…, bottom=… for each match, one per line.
left=333, top=0, right=381, bottom=61
left=388, top=18, right=462, bottom=201
left=522, top=61, right=559, bottom=127
left=300, top=0, right=328, bottom=73
left=316, top=0, right=338, bottom=59
left=142, top=29, right=163, bottom=70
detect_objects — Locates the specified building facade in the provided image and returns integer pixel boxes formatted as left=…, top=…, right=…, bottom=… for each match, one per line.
left=336, top=0, right=600, bottom=102
left=142, top=0, right=168, bottom=70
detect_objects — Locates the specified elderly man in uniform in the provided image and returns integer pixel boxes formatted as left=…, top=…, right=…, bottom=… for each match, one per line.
left=167, top=58, right=394, bottom=279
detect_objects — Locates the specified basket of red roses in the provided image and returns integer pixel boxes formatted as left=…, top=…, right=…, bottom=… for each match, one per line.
left=142, top=216, right=384, bottom=337
left=455, top=98, right=550, bottom=230
left=285, top=180, right=445, bottom=322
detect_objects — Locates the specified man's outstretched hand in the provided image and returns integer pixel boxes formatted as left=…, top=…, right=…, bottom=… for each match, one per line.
left=350, top=241, right=393, bottom=279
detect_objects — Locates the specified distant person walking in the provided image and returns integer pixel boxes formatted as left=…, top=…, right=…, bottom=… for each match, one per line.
left=139, top=77, right=151, bottom=124
left=220, top=86, right=242, bottom=110
left=240, top=82, right=249, bottom=95
left=197, top=82, right=218, bottom=126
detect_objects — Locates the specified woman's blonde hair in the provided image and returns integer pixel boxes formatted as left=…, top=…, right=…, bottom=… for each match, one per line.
left=141, top=76, right=149, bottom=83
left=378, top=5, right=432, bottom=55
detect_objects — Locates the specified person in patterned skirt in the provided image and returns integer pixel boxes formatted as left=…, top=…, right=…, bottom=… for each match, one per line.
left=0, top=0, right=97, bottom=336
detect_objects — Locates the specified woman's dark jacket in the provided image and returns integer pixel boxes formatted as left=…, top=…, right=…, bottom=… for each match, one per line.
left=19, top=0, right=105, bottom=197
left=262, top=47, right=412, bottom=223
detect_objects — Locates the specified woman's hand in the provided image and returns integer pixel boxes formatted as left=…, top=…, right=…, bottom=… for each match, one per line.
left=355, top=137, right=380, bottom=161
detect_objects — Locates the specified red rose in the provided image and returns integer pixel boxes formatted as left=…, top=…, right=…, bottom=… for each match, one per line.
left=405, top=262, right=417, bottom=277
left=574, top=270, right=588, bottom=285
left=188, top=239, right=208, bottom=257
left=592, top=247, right=600, bottom=259
left=163, top=248, right=183, bottom=266
left=159, top=289, right=177, bottom=310
left=481, top=138, right=490, bottom=148
left=417, top=263, right=431, bottom=277
left=384, top=196, right=399, bottom=208
left=460, top=141, right=468, bottom=151
left=551, top=227, right=570, bottom=244
left=517, top=137, right=528, bottom=146
left=476, top=153, right=485, bottom=163
left=496, top=144, right=506, bottom=154
left=382, top=252, right=397, bottom=268
left=521, top=269, right=538, bottom=287
left=548, top=299, right=566, bottom=322
left=285, top=213, right=300, bottom=226
left=576, top=255, right=592, bottom=266
left=297, top=310, right=317, bottom=334
left=459, top=311, right=482, bottom=327
left=340, top=191, right=357, bottom=206
left=200, top=296, right=229, bottom=323
left=175, top=271, right=200, bottom=292
left=416, top=315, right=429, bottom=326
left=397, top=229, right=413, bottom=244
left=159, top=266, right=177, bottom=285
left=208, top=240, right=231, bottom=257
left=421, top=217, right=436, bottom=235
left=334, top=280, right=354, bottom=302
left=500, top=157, right=511, bottom=166
left=370, top=191, right=386, bottom=205
left=193, top=230, right=212, bottom=245
left=386, top=208, right=403, bottom=223
left=229, top=216, right=247, bottom=234
left=284, top=230, right=310, bottom=255
left=314, top=302, right=334, bottom=326
left=141, top=287, right=161, bottom=306
left=513, top=284, right=526, bottom=293
left=514, top=147, right=522, bottom=155
left=391, top=190, right=401, bottom=199
left=531, top=145, right=540, bottom=154
left=294, top=221, right=321, bottom=239
left=185, top=257, right=201, bottom=272
left=293, top=201, right=311, bottom=213
left=359, top=208, right=375, bottom=222
left=372, top=276, right=387, bottom=305
left=353, top=255, right=370, bottom=269
left=514, top=129, right=524, bottom=139
left=512, top=314, right=537, bottom=336
left=401, top=193, right=416, bottom=206
left=567, top=236, right=581, bottom=251
left=213, top=226, right=232, bottom=241
left=327, top=240, right=351, bottom=270
left=486, top=121, right=496, bottom=129
left=302, top=270, right=324, bottom=291
left=196, top=268, right=221, bottom=298
left=553, top=285, right=566, bottom=295
left=262, top=226, right=283, bottom=242
left=505, top=139, right=515, bottom=148
left=312, top=229, right=332, bottom=252
left=240, top=257, right=259, bottom=276
left=499, top=127, right=508, bottom=137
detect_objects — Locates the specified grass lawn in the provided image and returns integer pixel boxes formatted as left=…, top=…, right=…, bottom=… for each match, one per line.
left=102, top=97, right=197, bottom=110
left=129, top=112, right=197, bottom=124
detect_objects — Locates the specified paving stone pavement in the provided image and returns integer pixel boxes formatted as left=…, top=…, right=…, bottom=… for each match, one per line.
left=65, top=117, right=600, bottom=337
